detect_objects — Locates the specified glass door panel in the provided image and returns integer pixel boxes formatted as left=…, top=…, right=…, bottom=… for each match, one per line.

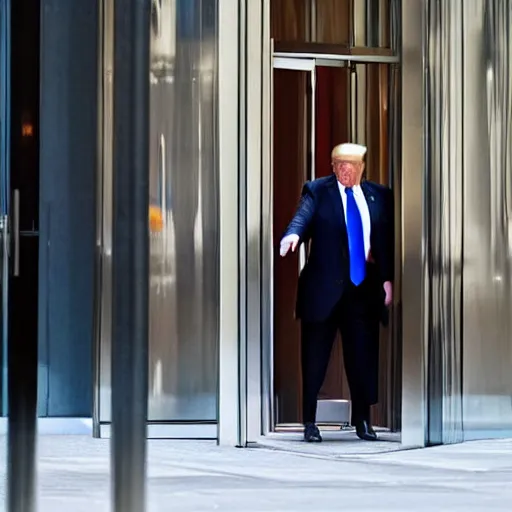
left=147, top=0, right=219, bottom=424
left=95, top=0, right=220, bottom=439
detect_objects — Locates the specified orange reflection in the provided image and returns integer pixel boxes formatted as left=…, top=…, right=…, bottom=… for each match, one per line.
left=149, top=205, right=163, bottom=233
left=22, top=122, right=34, bottom=137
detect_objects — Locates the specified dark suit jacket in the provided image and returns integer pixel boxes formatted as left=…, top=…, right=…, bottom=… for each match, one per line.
left=283, top=174, right=394, bottom=323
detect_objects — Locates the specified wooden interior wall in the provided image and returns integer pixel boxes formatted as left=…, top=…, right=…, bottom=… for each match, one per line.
left=271, top=0, right=310, bottom=42
left=363, top=63, right=391, bottom=427
left=315, top=0, right=351, bottom=44
left=271, top=0, right=351, bottom=44
left=270, top=0, right=394, bottom=48
left=365, top=64, right=389, bottom=185
left=273, top=69, right=308, bottom=424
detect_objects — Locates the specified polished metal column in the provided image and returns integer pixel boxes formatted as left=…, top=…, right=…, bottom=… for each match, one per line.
left=7, top=0, right=37, bottom=509
left=461, top=0, right=512, bottom=440
left=422, top=0, right=512, bottom=444
left=424, top=0, right=464, bottom=446
left=111, top=0, right=150, bottom=510
left=401, top=0, right=428, bottom=448
left=365, top=0, right=379, bottom=46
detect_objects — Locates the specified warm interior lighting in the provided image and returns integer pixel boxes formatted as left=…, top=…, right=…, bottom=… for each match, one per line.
left=22, top=122, right=34, bottom=137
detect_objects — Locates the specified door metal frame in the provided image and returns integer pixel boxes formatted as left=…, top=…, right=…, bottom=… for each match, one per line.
left=99, top=423, right=217, bottom=440
left=274, top=52, right=399, bottom=64
left=273, top=56, right=315, bottom=71
left=273, top=57, right=317, bottom=274
left=259, top=49, right=402, bottom=438
left=267, top=57, right=317, bottom=431
left=0, top=0, right=11, bottom=417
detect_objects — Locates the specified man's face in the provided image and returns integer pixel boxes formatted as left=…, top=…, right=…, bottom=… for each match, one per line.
left=332, top=159, right=364, bottom=187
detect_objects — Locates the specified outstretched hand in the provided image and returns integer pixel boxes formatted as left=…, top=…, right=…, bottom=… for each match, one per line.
left=280, top=234, right=299, bottom=257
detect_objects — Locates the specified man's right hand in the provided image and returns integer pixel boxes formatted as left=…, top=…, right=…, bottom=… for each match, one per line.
left=280, top=234, right=300, bottom=257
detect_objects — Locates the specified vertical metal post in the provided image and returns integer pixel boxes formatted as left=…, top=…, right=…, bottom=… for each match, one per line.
left=8, top=0, right=38, bottom=509
left=365, top=0, right=380, bottom=47
left=7, top=322, right=37, bottom=512
left=7, top=196, right=37, bottom=512
left=111, top=0, right=150, bottom=510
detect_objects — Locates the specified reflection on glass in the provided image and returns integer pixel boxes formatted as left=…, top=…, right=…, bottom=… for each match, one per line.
left=461, top=0, right=512, bottom=439
left=270, top=0, right=393, bottom=48
left=148, top=0, right=219, bottom=421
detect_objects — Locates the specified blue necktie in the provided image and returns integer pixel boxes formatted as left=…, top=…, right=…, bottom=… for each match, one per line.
left=345, top=188, right=366, bottom=286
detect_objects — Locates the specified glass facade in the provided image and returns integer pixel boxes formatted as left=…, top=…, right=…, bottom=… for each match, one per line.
left=95, top=0, right=219, bottom=433
left=7, top=0, right=505, bottom=448
left=147, top=0, right=219, bottom=422
left=270, top=0, right=394, bottom=48
left=4, top=4, right=512, bottom=506
left=424, top=0, right=512, bottom=443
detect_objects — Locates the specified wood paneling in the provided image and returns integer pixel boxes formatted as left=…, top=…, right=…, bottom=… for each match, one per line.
left=273, top=69, right=309, bottom=424
left=315, top=0, right=350, bottom=45
left=271, top=0, right=310, bottom=42
left=270, top=0, right=352, bottom=45
left=362, top=63, right=391, bottom=427
left=270, top=0, right=392, bottom=47
left=315, top=66, right=351, bottom=179
left=365, top=64, right=389, bottom=185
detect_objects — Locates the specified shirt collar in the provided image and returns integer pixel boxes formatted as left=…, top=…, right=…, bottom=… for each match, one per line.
left=337, top=182, right=363, bottom=196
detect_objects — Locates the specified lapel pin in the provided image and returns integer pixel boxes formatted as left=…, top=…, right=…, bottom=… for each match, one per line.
left=370, top=195, right=375, bottom=202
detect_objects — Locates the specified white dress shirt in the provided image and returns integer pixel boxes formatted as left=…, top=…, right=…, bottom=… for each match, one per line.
left=337, top=182, right=371, bottom=259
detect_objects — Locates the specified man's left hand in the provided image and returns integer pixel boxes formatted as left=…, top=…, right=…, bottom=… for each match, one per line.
left=383, top=281, right=393, bottom=307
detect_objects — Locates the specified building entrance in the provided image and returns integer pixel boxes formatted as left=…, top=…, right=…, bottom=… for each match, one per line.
left=270, top=54, right=401, bottom=434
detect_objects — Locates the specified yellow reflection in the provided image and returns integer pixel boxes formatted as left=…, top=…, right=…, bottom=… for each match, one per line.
left=149, top=205, right=163, bottom=232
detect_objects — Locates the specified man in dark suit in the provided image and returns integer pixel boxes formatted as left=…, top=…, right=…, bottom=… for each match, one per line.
left=280, top=143, right=394, bottom=443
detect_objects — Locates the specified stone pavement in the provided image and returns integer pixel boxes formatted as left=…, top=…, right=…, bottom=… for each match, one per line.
left=0, top=435, right=511, bottom=511
left=254, top=427, right=403, bottom=456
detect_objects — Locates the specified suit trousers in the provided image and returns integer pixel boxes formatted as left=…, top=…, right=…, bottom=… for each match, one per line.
left=301, top=276, right=381, bottom=425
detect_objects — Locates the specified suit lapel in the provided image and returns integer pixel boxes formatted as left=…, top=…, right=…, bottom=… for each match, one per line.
left=361, top=181, right=377, bottom=230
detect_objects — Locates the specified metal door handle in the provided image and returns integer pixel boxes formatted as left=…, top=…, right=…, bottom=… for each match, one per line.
left=13, top=189, right=19, bottom=276
left=159, top=134, right=166, bottom=213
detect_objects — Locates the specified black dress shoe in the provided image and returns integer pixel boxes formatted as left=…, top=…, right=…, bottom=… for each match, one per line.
left=354, top=420, right=378, bottom=441
left=304, top=423, right=322, bottom=443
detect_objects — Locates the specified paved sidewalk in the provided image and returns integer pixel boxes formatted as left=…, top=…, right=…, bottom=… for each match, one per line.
left=0, top=436, right=511, bottom=511
left=254, top=427, right=403, bottom=456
